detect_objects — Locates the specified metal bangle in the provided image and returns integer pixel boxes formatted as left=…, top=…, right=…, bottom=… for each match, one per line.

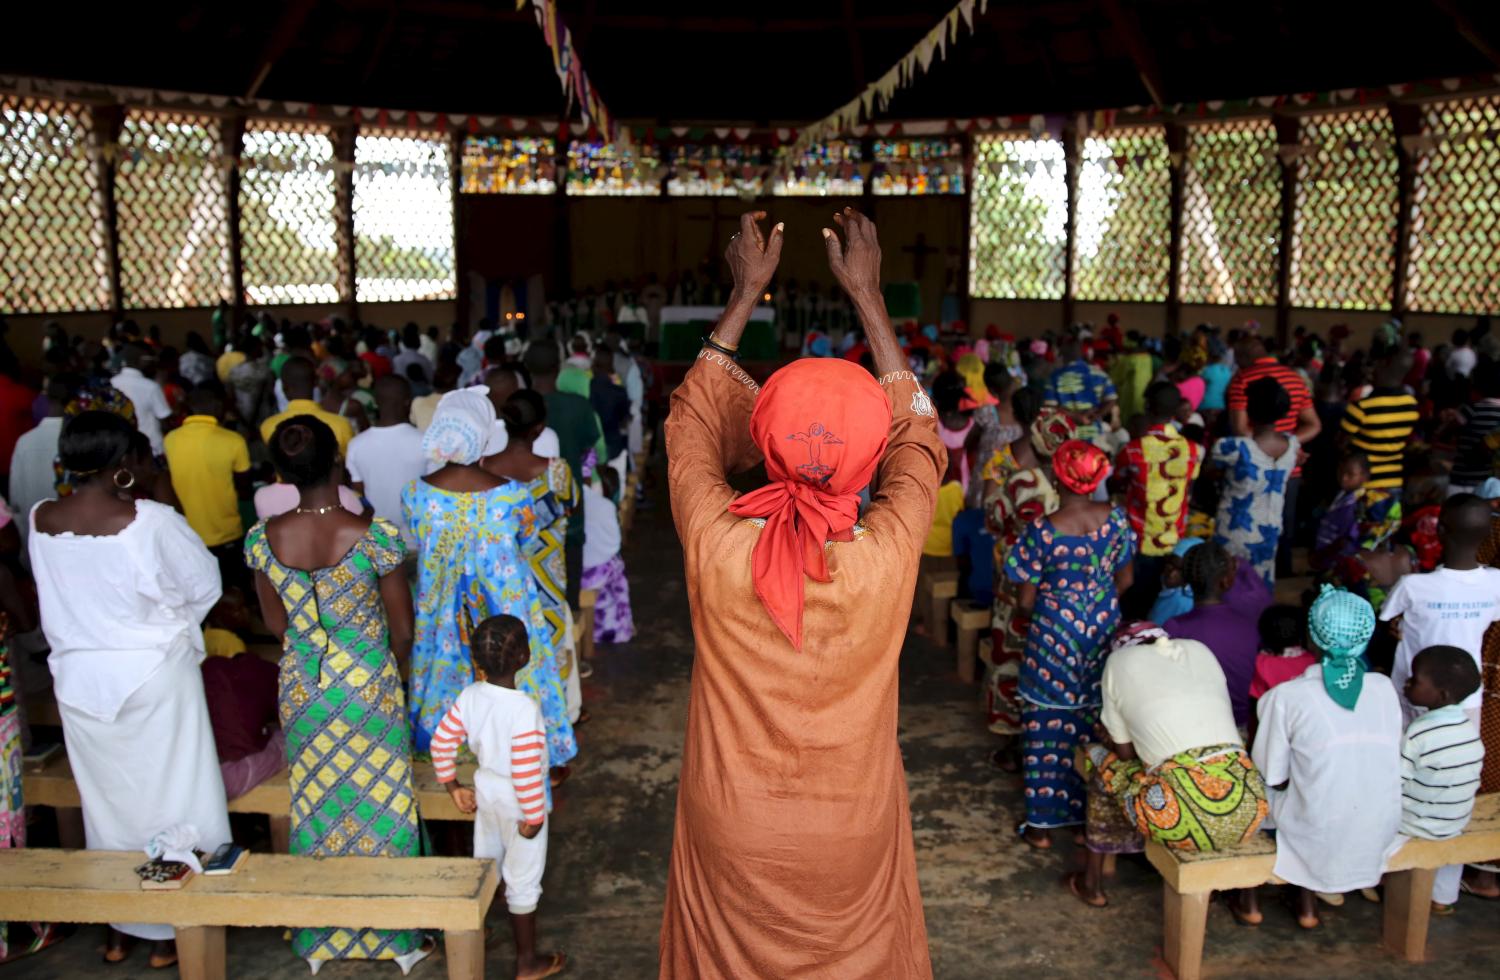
left=703, top=336, right=740, bottom=358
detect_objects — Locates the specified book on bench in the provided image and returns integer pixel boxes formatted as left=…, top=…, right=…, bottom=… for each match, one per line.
left=135, top=859, right=196, bottom=891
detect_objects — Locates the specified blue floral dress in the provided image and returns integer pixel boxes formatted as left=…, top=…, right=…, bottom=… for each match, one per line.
left=1006, top=507, right=1135, bottom=830
left=401, top=480, right=577, bottom=766
left=1211, top=435, right=1298, bottom=586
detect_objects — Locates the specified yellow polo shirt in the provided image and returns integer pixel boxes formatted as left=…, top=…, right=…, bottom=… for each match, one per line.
left=215, top=350, right=247, bottom=383
left=260, top=399, right=355, bottom=456
left=164, top=415, right=251, bottom=547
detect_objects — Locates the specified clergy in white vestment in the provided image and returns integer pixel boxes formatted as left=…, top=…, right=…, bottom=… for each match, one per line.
left=1252, top=587, right=1401, bottom=913
left=29, top=411, right=231, bottom=954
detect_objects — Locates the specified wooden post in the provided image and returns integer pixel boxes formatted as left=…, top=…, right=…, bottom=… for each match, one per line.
left=175, top=925, right=227, bottom=980
left=450, top=127, right=469, bottom=328
left=1390, top=102, right=1422, bottom=320
left=1165, top=121, right=1187, bottom=337
left=443, top=929, right=485, bottom=980
left=553, top=121, right=572, bottom=301
left=91, top=104, right=125, bottom=318
left=1272, top=114, right=1300, bottom=349
left=333, top=122, right=357, bottom=318
left=958, top=131, right=973, bottom=329
left=1382, top=867, right=1438, bottom=962
left=1161, top=881, right=1210, bottom=980
left=222, top=114, right=246, bottom=319
left=1062, top=116, right=1081, bottom=331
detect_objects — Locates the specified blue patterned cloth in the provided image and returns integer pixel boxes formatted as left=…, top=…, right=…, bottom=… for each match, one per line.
left=402, top=480, right=577, bottom=766
left=1210, top=435, right=1298, bottom=586
left=1044, top=360, right=1117, bottom=440
left=1007, top=508, right=1134, bottom=830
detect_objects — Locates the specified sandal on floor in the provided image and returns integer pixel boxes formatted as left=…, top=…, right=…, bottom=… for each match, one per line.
left=549, top=766, right=571, bottom=788
left=147, top=942, right=178, bottom=970
left=1460, top=879, right=1500, bottom=900
left=1360, top=887, right=1383, bottom=904
left=1431, top=902, right=1456, bottom=917
left=1280, top=893, right=1320, bottom=930
left=518, top=952, right=568, bottom=980
left=1015, top=821, right=1051, bottom=850
left=1225, top=894, right=1263, bottom=927
left=103, top=931, right=135, bottom=965
left=394, top=936, right=437, bottom=977
left=577, top=661, right=594, bottom=679
left=1065, top=871, right=1108, bottom=908
left=1314, top=891, right=1345, bottom=907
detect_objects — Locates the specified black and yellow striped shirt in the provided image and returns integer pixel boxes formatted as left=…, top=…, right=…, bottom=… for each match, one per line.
left=1341, top=388, right=1420, bottom=489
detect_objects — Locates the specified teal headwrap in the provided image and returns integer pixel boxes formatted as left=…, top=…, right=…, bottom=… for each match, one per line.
left=1307, top=585, right=1375, bottom=711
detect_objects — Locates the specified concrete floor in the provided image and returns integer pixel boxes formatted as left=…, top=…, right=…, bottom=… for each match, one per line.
left=11, top=482, right=1500, bottom=979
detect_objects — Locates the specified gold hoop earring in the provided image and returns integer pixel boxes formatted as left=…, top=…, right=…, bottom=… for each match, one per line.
left=112, top=468, right=136, bottom=491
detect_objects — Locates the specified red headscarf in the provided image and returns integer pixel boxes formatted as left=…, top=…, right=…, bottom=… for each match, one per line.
left=727, top=359, right=892, bottom=650
left=1052, top=439, right=1111, bottom=495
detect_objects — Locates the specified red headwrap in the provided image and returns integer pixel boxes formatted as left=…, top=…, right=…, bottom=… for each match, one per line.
left=1052, top=439, right=1111, bottom=495
left=727, top=359, right=892, bottom=650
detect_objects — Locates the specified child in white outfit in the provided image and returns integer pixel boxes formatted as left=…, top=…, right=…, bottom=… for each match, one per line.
left=432, top=614, right=567, bottom=978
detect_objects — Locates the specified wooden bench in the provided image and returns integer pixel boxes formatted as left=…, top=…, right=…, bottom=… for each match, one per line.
left=24, top=751, right=477, bottom=852
left=577, top=588, right=598, bottom=662
left=949, top=600, right=990, bottom=684
left=915, top=566, right=959, bottom=645
left=0, top=848, right=497, bottom=980
left=1148, top=792, right=1500, bottom=979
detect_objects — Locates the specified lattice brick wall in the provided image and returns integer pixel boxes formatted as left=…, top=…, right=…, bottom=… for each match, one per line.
left=968, top=133, right=1067, bottom=299
left=354, top=129, right=455, bottom=302
left=1290, top=108, right=1397, bottom=310
left=1407, top=95, right=1500, bottom=314
left=0, top=95, right=109, bottom=313
left=116, top=109, right=232, bottom=309
left=1179, top=118, right=1281, bottom=306
left=239, top=119, right=341, bottom=305
left=1074, top=125, right=1171, bottom=302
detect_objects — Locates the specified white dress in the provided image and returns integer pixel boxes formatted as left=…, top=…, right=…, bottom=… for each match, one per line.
left=29, top=499, right=231, bottom=941
left=1251, top=664, right=1402, bottom=892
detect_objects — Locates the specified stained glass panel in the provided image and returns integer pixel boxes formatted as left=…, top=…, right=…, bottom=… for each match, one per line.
left=872, top=138, right=964, bottom=196
left=460, top=136, right=556, bottom=194
left=666, top=143, right=767, bottom=197
left=566, top=141, right=662, bottom=195
left=771, top=141, right=864, bottom=196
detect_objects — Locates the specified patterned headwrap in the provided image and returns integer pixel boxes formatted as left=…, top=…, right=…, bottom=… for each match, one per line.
left=422, top=385, right=501, bottom=466
left=1111, top=621, right=1169, bottom=653
left=1028, top=406, right=1076, bottom=458
left=1307, top=585, right=1375, bottom=710
left=557, top=365, right=592, bottom=398
left=317, top=356, right=348, bottom=386
left=727, top=358, right=892, bottom=651
left=1052, top=439, right=1111, bottom=495
left=1179, top=343, right=1208, bottom=373
left=955, top=352, right=995, bottom=410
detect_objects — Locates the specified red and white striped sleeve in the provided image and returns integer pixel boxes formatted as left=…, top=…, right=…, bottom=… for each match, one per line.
left=511, top=725, right=548, bottom=826
left=431, top=702, right=467, bottom=783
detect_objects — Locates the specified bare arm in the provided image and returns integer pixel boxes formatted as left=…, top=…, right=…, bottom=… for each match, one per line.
left=707, top=210, right=784, bottom=351
left=253, top=569, right=288, bottom=639
left=380, top=568, right=415, bottom=680
left=1293, top=402, right=1322, bottom=444
left=1228, top=408, right=1251, bottom=437
left=824, top=208, right=904, bottom=378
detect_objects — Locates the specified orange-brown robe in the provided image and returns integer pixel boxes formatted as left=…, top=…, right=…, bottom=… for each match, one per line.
left=660, top=351, right=942, bottom=979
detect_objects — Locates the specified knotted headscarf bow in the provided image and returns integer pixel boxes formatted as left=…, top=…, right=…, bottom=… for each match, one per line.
left=1308, top=585, right=1375, bottom=710
left=728, top=359, right=892, bottom=650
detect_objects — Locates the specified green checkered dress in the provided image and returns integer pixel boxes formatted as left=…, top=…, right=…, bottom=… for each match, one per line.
left=246, top=518, right=423, bottom=963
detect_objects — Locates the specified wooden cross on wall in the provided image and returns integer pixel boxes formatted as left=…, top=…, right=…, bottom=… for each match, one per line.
left=902, top=233, right=941, bottom=278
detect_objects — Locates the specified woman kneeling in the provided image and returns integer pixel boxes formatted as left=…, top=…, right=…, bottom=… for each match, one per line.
left=1071, top=623, right=1269, bottom=908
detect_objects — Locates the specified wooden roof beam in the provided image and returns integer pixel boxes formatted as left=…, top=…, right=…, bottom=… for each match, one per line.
left=246, top=0, right=321, bottom=100
left=1098, top=0, right=1167, bottom=109
left=1429, top=0, right=1500, bottom=70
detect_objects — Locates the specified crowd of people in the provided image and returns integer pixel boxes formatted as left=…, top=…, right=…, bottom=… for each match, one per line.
left=916, top=312, right=1500, bottom=923
left=1, top=204, right=1499, bottom=975
left=0, top=311, right=652, bottom=974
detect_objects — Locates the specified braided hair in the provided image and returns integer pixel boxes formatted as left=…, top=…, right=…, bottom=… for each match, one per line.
left=470, top=614, right=533, bottom=679
left=1183, top=540, right=1233, bottom=599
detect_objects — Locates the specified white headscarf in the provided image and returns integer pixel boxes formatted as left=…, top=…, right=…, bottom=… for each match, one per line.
left=422, top=386, right=503, bottom=465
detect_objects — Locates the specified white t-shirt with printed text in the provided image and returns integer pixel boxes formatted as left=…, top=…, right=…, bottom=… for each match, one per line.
left=1381, top=565, right=1500, bottom=712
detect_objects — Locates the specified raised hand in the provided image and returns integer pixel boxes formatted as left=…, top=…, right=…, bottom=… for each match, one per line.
left=725, top=210, right=784, bottom=298
left=823, top=207, right=882, bottom=301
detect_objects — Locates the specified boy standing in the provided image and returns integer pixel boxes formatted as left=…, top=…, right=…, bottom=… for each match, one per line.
left=1399, top=645, right=1485, bottom=911
left=1381, top=494, right=1500, bottom=725
left=163, top=387, right=252, bottom=588
left=432, top=615, right=566, bottom=980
